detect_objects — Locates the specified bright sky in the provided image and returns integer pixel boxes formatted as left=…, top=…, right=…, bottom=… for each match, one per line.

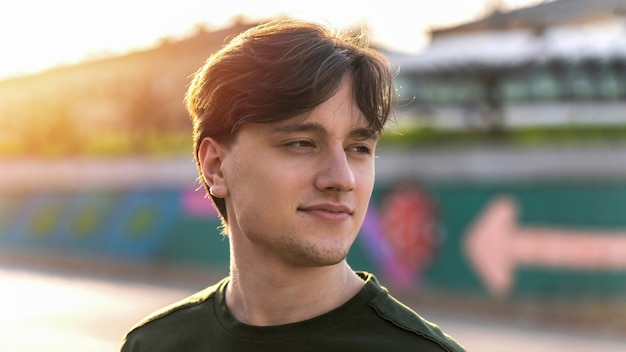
left=0, top=0, right=543, bottom=79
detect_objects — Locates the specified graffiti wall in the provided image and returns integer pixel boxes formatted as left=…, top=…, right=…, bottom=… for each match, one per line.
left=0, top=187, right=227, bottom=266
left=2, top=179, right=626, bottom=300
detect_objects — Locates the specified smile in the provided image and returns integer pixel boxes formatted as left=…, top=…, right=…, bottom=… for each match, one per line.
left=298, top=204, right=353, bottom=223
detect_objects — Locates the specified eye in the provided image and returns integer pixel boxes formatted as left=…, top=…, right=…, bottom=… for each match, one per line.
left=348, top=145, right=373, bottom=155
left=286, top=140, right=316, bottom=149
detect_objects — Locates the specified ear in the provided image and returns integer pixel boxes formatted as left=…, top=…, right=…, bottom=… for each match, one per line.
left=198, top=137, right=228, bottom=198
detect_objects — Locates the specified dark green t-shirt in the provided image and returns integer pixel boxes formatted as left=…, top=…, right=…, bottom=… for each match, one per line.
left=121, top=272, right=465, bottom=351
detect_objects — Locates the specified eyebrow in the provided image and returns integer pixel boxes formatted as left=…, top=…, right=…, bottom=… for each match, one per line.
left=274, top=122, right=380, bottom=140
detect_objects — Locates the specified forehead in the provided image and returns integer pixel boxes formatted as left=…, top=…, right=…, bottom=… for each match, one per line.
left=273, top=102, right=378, bottom=137
left=232, top=75, right=380, bottom=143
left=277, top=78, right=372, bottom=130
left=265, top=114, right=380, bottom=145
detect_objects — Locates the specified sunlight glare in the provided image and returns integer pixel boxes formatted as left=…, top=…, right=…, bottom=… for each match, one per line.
left=0, top=0, right=542, bottom=79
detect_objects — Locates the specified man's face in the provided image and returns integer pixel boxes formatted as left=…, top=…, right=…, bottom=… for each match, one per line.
left=217, top=76, right=378, bottom=268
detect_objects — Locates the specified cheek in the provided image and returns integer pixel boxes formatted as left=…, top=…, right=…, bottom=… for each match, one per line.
left=229, top=157, right=299, bottom=205
left=358, top=169, right=376, bottom=206
left=357, top=165, right=376, bottom=193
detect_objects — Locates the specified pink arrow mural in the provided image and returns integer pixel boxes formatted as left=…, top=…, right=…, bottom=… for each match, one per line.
left=465, top=196, right=626, bottom=299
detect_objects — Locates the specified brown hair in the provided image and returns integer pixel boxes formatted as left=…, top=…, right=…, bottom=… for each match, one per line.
left=186, top=18, right=395, bottom=223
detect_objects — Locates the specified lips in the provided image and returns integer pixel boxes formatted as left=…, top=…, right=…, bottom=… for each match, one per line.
left=298, top=203, right=353, bottom=222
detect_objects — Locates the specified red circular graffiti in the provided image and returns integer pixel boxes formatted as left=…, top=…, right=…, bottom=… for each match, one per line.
left=380, top=182, right=440, bottom=275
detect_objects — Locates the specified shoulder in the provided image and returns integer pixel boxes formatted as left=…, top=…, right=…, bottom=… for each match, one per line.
left=120, top=278, right=227, bottom=351
left=361, top=273, right=466, bottom=352
left=129, top=279, right=223, bottom=331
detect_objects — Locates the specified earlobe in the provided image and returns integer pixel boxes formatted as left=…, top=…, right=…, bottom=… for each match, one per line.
left=198, top=137, right=228, bottom=198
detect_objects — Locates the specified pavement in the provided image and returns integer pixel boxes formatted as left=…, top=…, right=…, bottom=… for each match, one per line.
left=2, top=250, right=626, bottom=352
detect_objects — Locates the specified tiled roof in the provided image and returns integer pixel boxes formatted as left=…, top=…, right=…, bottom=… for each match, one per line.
left=433, top=0, right=626, bottom=35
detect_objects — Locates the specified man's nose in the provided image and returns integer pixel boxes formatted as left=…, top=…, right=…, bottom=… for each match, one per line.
left=314, top=146, right=356, bottom=192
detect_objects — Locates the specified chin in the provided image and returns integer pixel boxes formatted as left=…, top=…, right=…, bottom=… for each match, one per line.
left=288, top=248, right=349, bottom=268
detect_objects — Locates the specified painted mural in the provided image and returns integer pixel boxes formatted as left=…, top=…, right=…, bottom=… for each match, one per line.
left=3, top=180, right=626, bottom=299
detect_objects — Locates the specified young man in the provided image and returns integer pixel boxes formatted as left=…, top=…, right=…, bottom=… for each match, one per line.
left=121, top=19, right=465, bottom=351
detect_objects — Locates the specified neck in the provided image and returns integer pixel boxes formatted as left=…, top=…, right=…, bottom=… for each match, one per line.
left=226, top=256, right=364, bottom=326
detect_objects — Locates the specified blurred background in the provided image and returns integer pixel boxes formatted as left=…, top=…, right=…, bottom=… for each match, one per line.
left=2, top=0, right=626, bottom=351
